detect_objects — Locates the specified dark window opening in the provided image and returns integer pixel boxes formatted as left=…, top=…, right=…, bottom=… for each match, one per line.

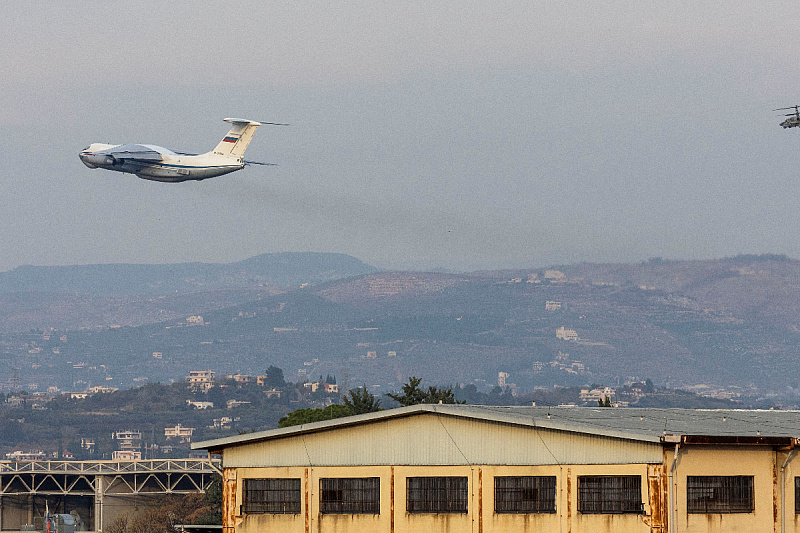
left=243, top=478, right=301, bottom=514
left=407, top=476, right=468, bottom=513
left=319, top=477, right=380, bottom=514
left=578, top=475, right=643, bottom=514
left=687, top=476, right=754, bottom=514
left=795, top=477, right=800, bottom=514
left=495, top=476, right=557, bottom=513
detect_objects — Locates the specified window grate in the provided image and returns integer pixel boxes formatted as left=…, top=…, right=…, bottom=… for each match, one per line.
left=495, top=476, right=557, bottom=513
left=407, top=477, right=468, bottom=513
left=578, top=476, right=643, bottom=514
left=687, top=476, right=754, bottom=514
left=795, top=477, right=800, bottom=514
left=243, top=478, right=301, bottom=514
left=319, top=477, right=380, bottom=514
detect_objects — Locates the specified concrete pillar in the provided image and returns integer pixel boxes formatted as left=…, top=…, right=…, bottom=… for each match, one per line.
left=26, top=494, right=33, bottom=526
left=94, top=476, right=104, bottom=532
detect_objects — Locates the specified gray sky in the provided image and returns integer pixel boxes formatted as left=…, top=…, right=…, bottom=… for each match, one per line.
left=3, top=1, right=800, bottom=272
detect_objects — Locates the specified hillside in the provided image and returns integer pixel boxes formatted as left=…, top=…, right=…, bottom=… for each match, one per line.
left=0, top=252, right=378, bottom=331
left=2, top=254, right=800, bottom=398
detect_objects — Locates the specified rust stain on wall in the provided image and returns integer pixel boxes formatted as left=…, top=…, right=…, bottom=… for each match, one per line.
left=566, top=467, right=572, bottom=533
left=478, top=467, right=483, bottom=533
left=391, top=466, right=395, bottom=533
left=222, top=468, right=237, bottom=533
left=773, top=458, right=779, bottom=533
left=305, top=467, right=310, bottom=533
left=646, top=463, right=667, bottom=533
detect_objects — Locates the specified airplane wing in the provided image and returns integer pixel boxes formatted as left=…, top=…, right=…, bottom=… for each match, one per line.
left=96, top=144, right=164, bottom=162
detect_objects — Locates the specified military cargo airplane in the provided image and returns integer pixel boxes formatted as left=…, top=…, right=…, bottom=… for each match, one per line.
left=79, top=118, right=285, bottom=182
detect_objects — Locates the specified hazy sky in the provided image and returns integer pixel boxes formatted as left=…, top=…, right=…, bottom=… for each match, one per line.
left=3, top=1, right=800, bottom=272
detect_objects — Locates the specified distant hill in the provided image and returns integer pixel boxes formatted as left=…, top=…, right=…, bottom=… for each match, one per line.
left=4, top=254, right=800, bottom=399
left=0, top=252, right=378, bottom=296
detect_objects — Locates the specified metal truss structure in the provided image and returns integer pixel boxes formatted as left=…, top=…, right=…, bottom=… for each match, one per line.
left=0, top=459, right=221, bottom=496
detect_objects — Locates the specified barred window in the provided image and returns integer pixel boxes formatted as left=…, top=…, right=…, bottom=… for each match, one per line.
left=320, top=477, right=380, bottom=514
left=795, top=477, right=800, bottom=514
left=495, top=476, right=556, bottom=513
left=578, top=476, right=643, bottom=514
left=407, top=477, right=468, bottom=513
left=243, top=478, right=301, bottom=514
left=687, top=476, right=754, bottom=513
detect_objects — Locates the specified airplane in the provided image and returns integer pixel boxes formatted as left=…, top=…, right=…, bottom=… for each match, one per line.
left=79, top=118, right=286, bottom=182
left=775, top=106, right=800, bottom=129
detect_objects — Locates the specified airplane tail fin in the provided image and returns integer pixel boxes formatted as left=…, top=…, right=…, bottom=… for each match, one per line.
left=210, top=118, right=263, bottom=159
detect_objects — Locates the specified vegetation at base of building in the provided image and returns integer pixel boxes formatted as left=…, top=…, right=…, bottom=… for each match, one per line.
left=386, top=377, right=465, bottom=406
left=105, top=474, right=221, bottom=533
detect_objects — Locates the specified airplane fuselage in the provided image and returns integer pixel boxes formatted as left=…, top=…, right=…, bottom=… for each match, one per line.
left=79, top=118, right=271, bottom=183
left=79, top=143, right=244, bottom=183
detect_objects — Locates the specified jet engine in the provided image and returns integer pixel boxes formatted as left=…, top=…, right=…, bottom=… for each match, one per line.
left=80, top=153, right=115, bottom=169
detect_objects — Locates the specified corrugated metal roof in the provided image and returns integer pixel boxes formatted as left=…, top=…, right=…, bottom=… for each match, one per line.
left=193, top=405, right=800, bottom=452
left=219, top=412, right=663, bottom=467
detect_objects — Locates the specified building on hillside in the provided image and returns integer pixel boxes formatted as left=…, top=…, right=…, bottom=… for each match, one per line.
left=195, top=404, right=800, bottom=533
left=112, top=430, right=142, bottom=455
left=164, top=424, right=195, bottom=443
left=545, top=300, right=562, bottom=311
left=186, top=315, right=204, bottom=326
left=544, top=269, right=566, bottom=281
left=556, top=326, right=578, bottom=341
left=498, top=372, right=509, bottom=387
left=88, top=385, right=118, bottom=394
left=579, top=386, right=616, bottom=403
left=187, top=370, right=215, bottom=392
left=80, top=438, right=95, bottom=454
left=5, top=451, right=47, bottom=461
left=187, top=400, right=214, bottom=409
left=112, top=450, right=142, bottom=460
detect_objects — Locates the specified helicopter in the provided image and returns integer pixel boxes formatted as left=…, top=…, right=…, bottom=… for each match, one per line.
left=776, top=106, right=800, bottom=129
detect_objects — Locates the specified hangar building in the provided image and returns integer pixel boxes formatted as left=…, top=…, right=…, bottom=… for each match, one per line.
left=194, top=404, right=800, bottom=533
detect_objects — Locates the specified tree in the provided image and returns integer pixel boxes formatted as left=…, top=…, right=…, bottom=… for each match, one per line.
left=343, top=387, right=382, bottom=414
left=278, top=404, right=352, bottom=428
left=265, top=366, right=285, bottom=388
left=387, top=377, right=465, bottom=406
left=386, top=377, right=427, bottom=406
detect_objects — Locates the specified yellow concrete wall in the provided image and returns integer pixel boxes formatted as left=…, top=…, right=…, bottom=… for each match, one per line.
left=229, top=463, right=663, bottom=533
left=666, top=445, right=791, bottom=533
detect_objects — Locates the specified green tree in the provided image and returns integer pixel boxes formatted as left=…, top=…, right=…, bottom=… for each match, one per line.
left=387, top=377, right=465, bottom=406
left=265, top=366, right=286, bottom=388
left=386, top=377, right=428, bottom=406
left=343, top=387, right=382, bottom=414
left=278, top=404, right=352, bottom=428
